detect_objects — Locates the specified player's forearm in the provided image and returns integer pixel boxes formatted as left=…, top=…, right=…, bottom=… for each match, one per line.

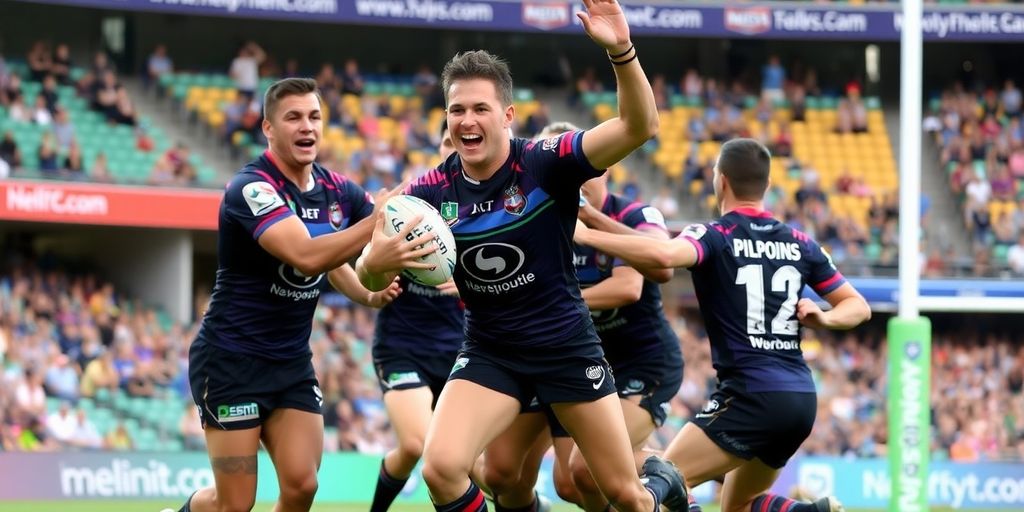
left=821, top=296, right=872, bottom=329
left=299, top=216, right=374, bottom=275
left=582, top=280, right=641, bottom=310
left=583, top=230, right=678, bottom=270
left=328, top=266, right=374, bottom=307
left=355, top=253, right=400, bottom=292
left=581, top=207, right=638, bottom=236
left=610, top=45, right=658, bottom=147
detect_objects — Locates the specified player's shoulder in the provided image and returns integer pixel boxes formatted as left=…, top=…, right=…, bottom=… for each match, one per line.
left=312, top=162, right=350, bottom=189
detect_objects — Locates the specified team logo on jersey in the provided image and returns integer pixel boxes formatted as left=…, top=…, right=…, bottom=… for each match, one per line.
left=541, top=136, right=560, bottom=152
left=441, top=201, right=459, bottom=226
left=277, top=263, right=324, bottom=290
left=462, top=243, right=525, bottom=283
left=503, top=184, right=527, bottom=215
left=242, top=181, right=284, bottom=216
left=595, top=252, right=612, bottom=270
left=680, top=223, right=708, bottom=240
left=328, top=202, right=343, bottom=230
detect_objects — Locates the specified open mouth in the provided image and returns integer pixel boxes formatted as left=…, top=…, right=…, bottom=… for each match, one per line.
left=295, top=138, right=316, bottom=150
left=460, top=134, right=482, bottom=151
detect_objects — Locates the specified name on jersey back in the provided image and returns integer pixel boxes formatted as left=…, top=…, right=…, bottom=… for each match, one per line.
left=732, top=239, right=801, bottom=261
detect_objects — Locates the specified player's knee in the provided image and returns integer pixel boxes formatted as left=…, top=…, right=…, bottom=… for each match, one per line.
left=482, top=460, right=519, bottom=496
left=279, top=470, right=319, bottom=504
left=422, top=455, right=470, bottom=491
left=397, top=435, right=425, bottom=463
left=552, top=468, right=579, bottom=504
left=569, top=457, right=600, bottom=495
left=594, top=477, right=645, bottom=510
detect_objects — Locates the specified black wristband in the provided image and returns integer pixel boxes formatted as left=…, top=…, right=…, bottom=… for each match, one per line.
left=608, top=45, right=634, bottom=59
left=610, top=52, right=638, bottom=66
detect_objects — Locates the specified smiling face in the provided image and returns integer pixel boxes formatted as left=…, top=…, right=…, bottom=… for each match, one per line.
left=446, top=78, right=513, bottom=177
left=262, top=92, right=322, bottom=171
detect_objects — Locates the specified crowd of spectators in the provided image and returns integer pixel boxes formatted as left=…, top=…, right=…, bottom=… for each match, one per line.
left=926, top=80, right=1024, bottom=276
left=2, top=247, right=1023, bottom=462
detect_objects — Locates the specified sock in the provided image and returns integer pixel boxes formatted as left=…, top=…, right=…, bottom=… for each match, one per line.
left=750, top=494, right=815, bottom=512
left=370, top=460, right=409, bottom=512
left=642, top=476, right=670, bottom=507
left=493, top=491, right=536, bottom=512
left=688, top=493, right=703, bottom=512
left=435, top=482, right=488, bottom=512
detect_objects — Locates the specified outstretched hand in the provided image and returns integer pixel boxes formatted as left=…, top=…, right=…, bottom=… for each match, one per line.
left=576, top=0, right=631, bottom=53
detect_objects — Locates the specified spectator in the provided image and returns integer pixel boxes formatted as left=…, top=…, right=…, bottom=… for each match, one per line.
left=41, top=74, right=59, bottom=114
left=339, top=58, right=364, bottom=96
left=145, top=44, right=173, bottom=90
left=89, top=152, right=114, bottom=183
left=38, top=132, right=60, bottom=174
left=0, top=130, right=22, bottom=168
left=229, top=41, right=265, bottom=101
left=104, top=420, right=134, bottom=451
left=44, top=353, right=79, bottom=402
left=111, top=88, right=138, bottom=126
left=51, top=107, right=75, bottom=150
left=79, top=347, right=119, bottom=398
left=8, top=94, right=28, bottom=122
left=761, top=54, right=785, bottom=104
left=67, top=408, right=103, bottom=450
left=650, top=186, right=680, bottom=220
left=51, top=44, right=72, bottom=85
left=179, top=403, right=205, bottom=450
left=46, top=400, right=77, bottom=446
left=1003, top=79, right=1022, bottom=118
left=62, top=141, right=85, bottom=177
left=27, top=41, right=52, bottom=82
left=31, top=94, right=53, bottom=126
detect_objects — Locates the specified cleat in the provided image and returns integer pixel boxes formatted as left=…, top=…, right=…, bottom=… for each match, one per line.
left=640, top=455, right=688, bottom=512
left=813, top=496, right=844, bottom=512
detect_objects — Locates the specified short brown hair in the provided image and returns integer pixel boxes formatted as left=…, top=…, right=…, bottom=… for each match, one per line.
left=441, top=50, right=513, bottom=107
left=535, top=121, right=580, bottom=140
left=263, top=77, right=320, bottom=120
left=717, top=138, right=771, bottom=201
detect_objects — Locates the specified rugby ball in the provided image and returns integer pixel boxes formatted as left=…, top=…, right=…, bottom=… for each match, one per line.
left=382, top=195, right=457, bottom=286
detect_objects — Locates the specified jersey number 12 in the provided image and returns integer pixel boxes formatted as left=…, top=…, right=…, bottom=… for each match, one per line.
left=735, top=264, right=800, bottom=336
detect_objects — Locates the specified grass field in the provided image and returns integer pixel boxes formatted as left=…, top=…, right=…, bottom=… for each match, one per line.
left=0, top=502, right=1008, bottom=512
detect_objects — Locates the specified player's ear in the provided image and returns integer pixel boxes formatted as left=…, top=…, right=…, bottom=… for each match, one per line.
left=504, top=104, right=514, bottom=129
left=262, top=117, right=272, bottom=141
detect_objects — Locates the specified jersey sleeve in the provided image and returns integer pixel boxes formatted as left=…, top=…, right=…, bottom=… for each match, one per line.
left=613, top=203, right=668, bottom=268
left=805, top=241, right=847, bottom=296
left=403, top=168, right=443, bottom=209
left=676, top=222, right=717, bottom=269
left=521, top=130, right=604, bottom=199
left=224, top=172, right=294, bottom=240
left=344, top=179, right=375, bottom=224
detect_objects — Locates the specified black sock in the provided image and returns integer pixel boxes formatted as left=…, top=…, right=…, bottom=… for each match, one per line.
left=434, top=482, right=488, bottom=512
left=642, top=476, right=670, bottom=508
left=493, top=490, right=536, bottom=512
left=750, top=494, right=815, bottom=512
left=370, top=460, right=409, bottom=512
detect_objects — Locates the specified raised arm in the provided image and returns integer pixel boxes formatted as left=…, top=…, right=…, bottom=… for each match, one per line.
left=577, top=0, right=659, bottom=169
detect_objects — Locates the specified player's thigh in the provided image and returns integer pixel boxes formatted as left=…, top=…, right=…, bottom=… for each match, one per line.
left=719, top=458, right=782, bottom=512
left=383, top=386, right=435, bottom=453
left=663, top=422, right=745, bottom=488
left=619, top=396, right=656, bottom=451
left=550, top=394, right=640, bottom=494
left=261, top=408, right=324, bottom=490
left=203, top=426, right=262, bottom=506
left=424, top=378, right=522, bottom=474
left=484, top=411, right=550, bottom=486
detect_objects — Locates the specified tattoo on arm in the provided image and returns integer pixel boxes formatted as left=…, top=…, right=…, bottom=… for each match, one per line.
left=211, top=455, right=258, bottom=474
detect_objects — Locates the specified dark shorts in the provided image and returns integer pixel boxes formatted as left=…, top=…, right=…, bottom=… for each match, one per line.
left=188, top=339, right=321, bottom=431
left=372, top=343, right=460, bottom=405
left=537, top=354, right=684, bottom=438
left=691, top=381, right=816, bottom=468
left=449, top=327, right=616, bottom=408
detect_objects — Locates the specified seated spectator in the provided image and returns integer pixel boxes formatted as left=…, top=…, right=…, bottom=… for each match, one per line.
left=27, top=41, right=52, bottom=82
left=67, top=408, right=103, bottom=450
left=89, top=152, right=114, bottom=183
left=990, top=165, right=1016, bottom=202
left=92, top=70, right=119, bottom=120
left=761, top=54, right=785, bottom=104
left=0, top=130, right=22, bottom=168
left=524, top=101, right=551, bottom=137
left=51, top=107, right=74, bottom=150
left=680, top=68, right=702, bottom=100
left=41, top=74, right=59, bottom=114
left=1003, top=79, right=1022, bottom=118
left=7, top=94, right=28, bottom=122
left=51, top=44, right=72, bottom=85
left=651, top=74, right=670, bottom=111
left=79, top=347, right=119, bottom=398
left=104, top=420, right=134, bottom=451
left=63, top=140, right=85, bottom=177
left=111, top=88, right=137, bottom=126
left=14, top=367, right=47, bottom=424
left=44, top=353, right=79, bottom=402
left=31, top=94, right=53, bottom=126
left=3, top=73, right=22, bottom=107
left=145, top=44, right=173, bottom=90
left=46, top=400, right=77, bottom=447
left=179, top=403, right=205, bottom=450
left=38, top=132, right=60, bottom=174
left=340, top=58, right=364, bottom=96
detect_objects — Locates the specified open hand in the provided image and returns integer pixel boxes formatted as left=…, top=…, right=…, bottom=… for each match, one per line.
left=577, top=0, right=631, bottom=53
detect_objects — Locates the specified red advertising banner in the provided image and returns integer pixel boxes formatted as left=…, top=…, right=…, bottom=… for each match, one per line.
left=0, top=180, right=221, bottom=230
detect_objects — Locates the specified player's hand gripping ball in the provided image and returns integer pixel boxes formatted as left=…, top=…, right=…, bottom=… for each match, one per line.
left=382, top=195, right=457, bottom=286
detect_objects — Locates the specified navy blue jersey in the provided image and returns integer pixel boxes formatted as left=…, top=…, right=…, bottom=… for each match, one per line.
left=406, top=132, right=602, bottom=347
left=198, top=151, right=374, bottom=359
left=681, top=207, right=846, bottom=392
left=374, top=277, right=464, bottom=353
left=574, top=195, right=679, bottom=366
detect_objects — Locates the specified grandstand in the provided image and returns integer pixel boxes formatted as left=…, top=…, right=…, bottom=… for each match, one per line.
left=3, top=0, right=1024, bottom=511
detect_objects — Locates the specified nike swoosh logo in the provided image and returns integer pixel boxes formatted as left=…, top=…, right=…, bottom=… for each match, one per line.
left=475, top=249, right=505, bottom=274
left=592, top=372, right=605, bottom=390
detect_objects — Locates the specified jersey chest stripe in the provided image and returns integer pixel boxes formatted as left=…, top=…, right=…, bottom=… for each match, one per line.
left=452, top=187, right=549, bottom=234
left=453, top=199, right=554, bottom=241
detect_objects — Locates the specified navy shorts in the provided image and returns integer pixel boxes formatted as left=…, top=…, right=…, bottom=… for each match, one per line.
left=537, top=353, right=683, bottom=439
left=188, top=339, right=322, bottom=431
left=691, top=380, right=816, bottom=468
left=449, top=326, right=616, bottom=408
left=373, top=342, right=460, bottom=405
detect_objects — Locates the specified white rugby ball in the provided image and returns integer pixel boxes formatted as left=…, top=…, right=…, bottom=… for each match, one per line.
left=382, top=195, right=457, bottom=286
